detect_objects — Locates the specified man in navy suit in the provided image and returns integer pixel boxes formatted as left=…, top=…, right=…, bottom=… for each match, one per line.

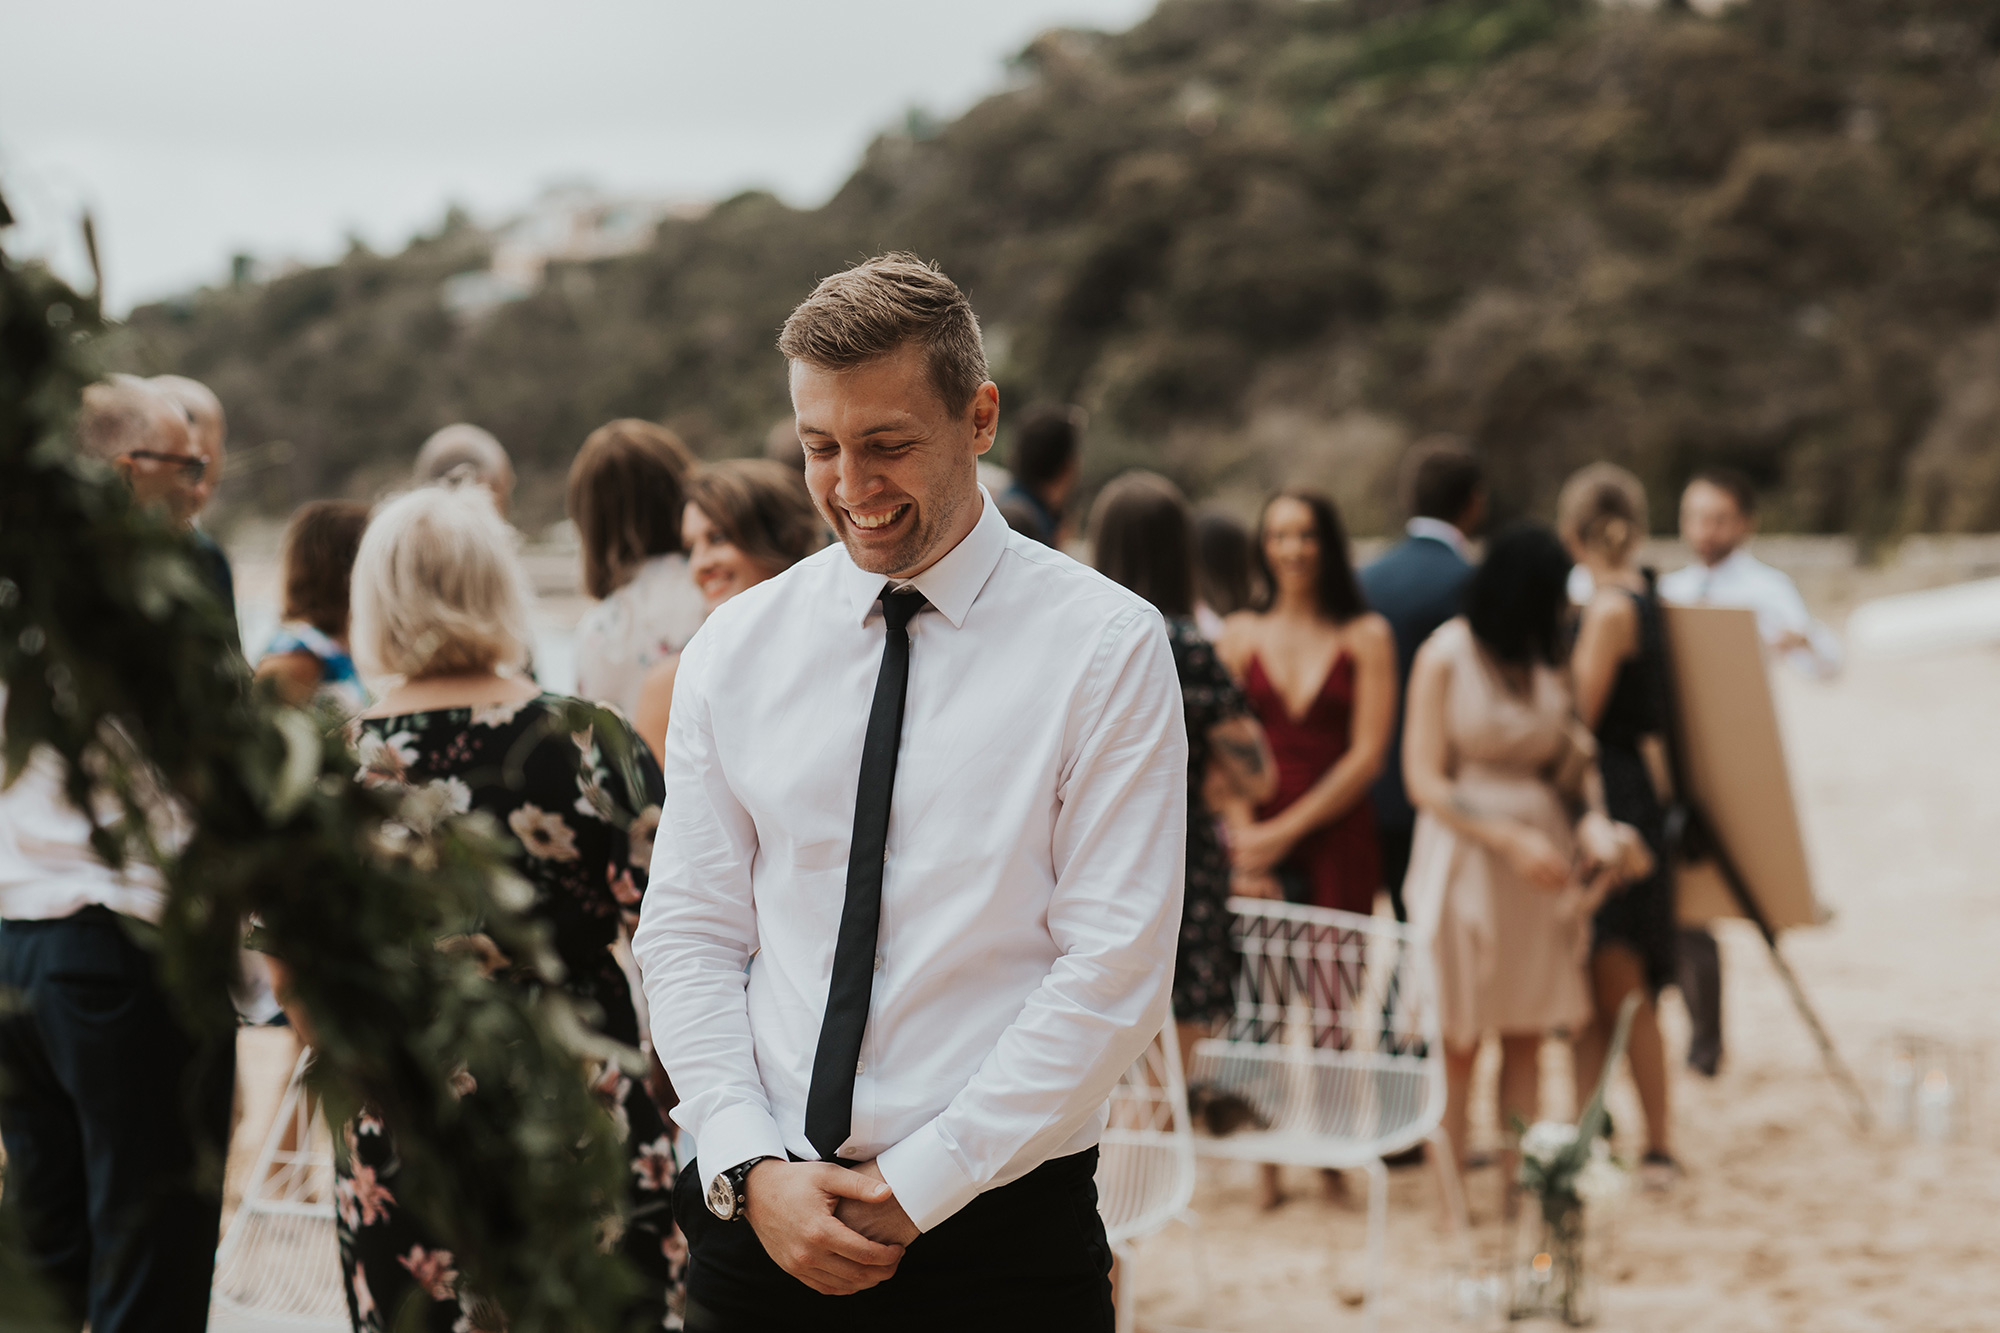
left=1358, top=440, right=1486, bottom=921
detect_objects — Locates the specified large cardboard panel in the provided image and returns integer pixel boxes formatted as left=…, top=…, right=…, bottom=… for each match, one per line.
left=1662, top=604, right=1821, bottom=932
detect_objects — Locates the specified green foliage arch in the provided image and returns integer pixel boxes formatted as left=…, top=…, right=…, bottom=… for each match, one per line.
left=0, top=196, right=643, bottom=1330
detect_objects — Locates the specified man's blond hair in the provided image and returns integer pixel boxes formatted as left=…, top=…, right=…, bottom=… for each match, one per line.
left=777, top=253, right=988, bottom=412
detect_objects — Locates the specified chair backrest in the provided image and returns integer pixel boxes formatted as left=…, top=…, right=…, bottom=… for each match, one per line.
left=1191, top=898, right=1446, bottom=1161
left=1095, top=1023, right=1197, bottom=1248
left=211, top=1049, right=348, bottom=1329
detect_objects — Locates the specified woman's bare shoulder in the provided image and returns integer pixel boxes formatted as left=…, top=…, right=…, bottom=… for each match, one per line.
left=1583, top=585, right=1640, bottom=628
left=1215, top=610, right=1264, bottom=669
left=1411, top=616, right=1467, bottom=670
left=1347, top=611, right=1396, bottom=656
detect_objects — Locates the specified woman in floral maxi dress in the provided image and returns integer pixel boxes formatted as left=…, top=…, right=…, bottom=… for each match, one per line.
left=339, top=694, right=683, bottom=1330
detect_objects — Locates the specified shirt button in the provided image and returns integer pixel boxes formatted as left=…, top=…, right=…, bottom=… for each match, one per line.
left=873, top=953, right=883, bottom=971
left=855, top=1060, right=865, bottom=1075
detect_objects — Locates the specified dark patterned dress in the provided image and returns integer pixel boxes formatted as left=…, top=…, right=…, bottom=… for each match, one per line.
left=1168, top=618, right=1255, bottom=1024
left=1590, top=587, right=1680, bottom=994
left=338, top=695, right=683, bottom=1331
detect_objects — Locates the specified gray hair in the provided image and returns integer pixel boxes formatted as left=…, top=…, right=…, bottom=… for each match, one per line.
left=150, top=375, right=225, bottom=451
left=76, top=376, right=184, bottom=462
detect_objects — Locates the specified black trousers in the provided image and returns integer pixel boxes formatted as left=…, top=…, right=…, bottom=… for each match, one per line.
left=675, top=1147, right=1113, bottom=1332
left=1676, top=925, right=1725, bottom=1075
left=0, top=908, right=236, bottom=1333
left=1375, top=818, right=1414, bottom=924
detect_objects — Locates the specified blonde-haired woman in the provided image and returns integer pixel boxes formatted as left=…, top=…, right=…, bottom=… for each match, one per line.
left=1558, top=463, right=1677, bottom=1186
left=302, top=485, right=682, bottom=1329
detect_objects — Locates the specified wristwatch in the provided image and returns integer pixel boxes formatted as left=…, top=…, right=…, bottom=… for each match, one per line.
left=706, top=1156, right=774, bottom=1221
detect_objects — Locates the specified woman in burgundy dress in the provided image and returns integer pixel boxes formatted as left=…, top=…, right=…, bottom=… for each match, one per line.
left=1218, top=489, right=1396, bottom=916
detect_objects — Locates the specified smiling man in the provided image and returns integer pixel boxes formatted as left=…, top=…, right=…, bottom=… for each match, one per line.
left=634, top=253, right=1186, bottom=1331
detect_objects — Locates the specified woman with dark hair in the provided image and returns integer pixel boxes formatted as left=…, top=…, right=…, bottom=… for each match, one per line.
left=1193, top=508, right=1256, bottom=639
left=568, top=419, right=706, bottom=719
left=256, top=499, right=372, bottom=711
left=1089, top=472, right=1277, bottom=1069
left=631, top=460, right=823, bottom=763
left=1400, top=524, right=1651, bottom=1180
left=1216, top=489, right=1395, bottom=915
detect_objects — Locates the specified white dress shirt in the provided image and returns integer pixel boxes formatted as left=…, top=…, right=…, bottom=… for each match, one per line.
left=0, top=693, right=170, bottom=923
left=634, top=490, right=1186, bottom=1232
left=1659, top=548, right=1842, bottom=677
left=573, top=553, right=709, bottom=719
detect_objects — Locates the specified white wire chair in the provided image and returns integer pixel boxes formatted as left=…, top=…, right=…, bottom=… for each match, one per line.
left=210, top=1048, right=348, bottom=1330
left=1096, top=1022, right=1203, bottom=1333
left=1186, top=898, right=1465, bottom=1330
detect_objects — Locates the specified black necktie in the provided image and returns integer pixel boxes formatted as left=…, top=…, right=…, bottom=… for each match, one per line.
left=805, top=584, right=928, bottom=1164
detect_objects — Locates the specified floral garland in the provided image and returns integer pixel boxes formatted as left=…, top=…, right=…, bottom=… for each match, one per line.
left=0, top=196, right=644, bottom=1328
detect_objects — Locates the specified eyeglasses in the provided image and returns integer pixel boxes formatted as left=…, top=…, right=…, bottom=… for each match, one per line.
left=122, top=450, right=208, bottom=481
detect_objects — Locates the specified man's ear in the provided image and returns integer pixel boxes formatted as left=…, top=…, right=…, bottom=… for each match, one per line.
left=968, top=381, right=1000, bottom=456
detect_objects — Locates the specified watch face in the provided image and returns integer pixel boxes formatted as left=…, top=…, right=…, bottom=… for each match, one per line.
left=706, top=1172, right=737, bottom=1220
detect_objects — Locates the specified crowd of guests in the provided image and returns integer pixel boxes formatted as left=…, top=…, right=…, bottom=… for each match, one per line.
left=0, top=355, right=1841, bottom=1332
left=1089, top=443, right=1838, bottom=1207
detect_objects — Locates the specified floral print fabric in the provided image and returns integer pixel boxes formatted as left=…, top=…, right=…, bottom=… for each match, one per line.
left=1168, top=618, right=1256, bottom=1024
left=340, top=694, right=682, bottom=1330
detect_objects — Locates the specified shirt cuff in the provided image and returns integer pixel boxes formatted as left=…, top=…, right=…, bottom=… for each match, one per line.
left=683, top=1101, right=788, bottom=1201
left=874, top=1119, right=982, bottom=1233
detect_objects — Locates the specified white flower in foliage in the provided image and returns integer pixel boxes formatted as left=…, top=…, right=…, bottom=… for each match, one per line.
left=356, top=730, right=418, bottom=789
left=1576, top=1141, right=1630, bottom=1204
left=430, top=776, right=472, bottom=814
left=1519, top=1120, right=1579, bottom=1167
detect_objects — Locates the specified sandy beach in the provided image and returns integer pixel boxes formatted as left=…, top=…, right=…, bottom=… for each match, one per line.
left=217, top=551, right=2000, bottom=1331
left=1108, top=644, right=2000, bottom=1331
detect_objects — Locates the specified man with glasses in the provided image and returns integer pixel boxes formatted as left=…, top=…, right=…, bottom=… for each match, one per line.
left=0, top=375, right=239, bottom=1332
left=150, top=375, right=236, bottom=625
left=81, top=374, right=207, bottom=523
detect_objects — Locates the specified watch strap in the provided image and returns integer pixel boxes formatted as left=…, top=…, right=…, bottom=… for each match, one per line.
left=711, top=1155, right=773, bottom=1220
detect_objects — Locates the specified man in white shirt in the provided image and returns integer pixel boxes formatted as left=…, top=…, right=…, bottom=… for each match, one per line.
left=634, top=254, right=1185, bottom=1330
left=0, top=379, right=237, bottom=1333
left=1659, top=470, right=1841, bottom=678
left=1657, top=468, right=1839, bottom=1078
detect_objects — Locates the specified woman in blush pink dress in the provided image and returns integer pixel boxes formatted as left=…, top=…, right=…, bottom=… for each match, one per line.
left=1400, top=525, right=1651, bottom=1191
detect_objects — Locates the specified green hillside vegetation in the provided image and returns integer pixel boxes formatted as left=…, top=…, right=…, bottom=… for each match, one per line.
left=108, top=0, right=2000, bottom=537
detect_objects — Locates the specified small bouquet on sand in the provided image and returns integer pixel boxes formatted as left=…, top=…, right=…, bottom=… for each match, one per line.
left=1512, top=994, right=1640, bottom=1325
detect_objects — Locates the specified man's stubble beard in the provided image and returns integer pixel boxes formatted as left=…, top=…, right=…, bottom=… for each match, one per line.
left=840, top=484, right=971, bottom=578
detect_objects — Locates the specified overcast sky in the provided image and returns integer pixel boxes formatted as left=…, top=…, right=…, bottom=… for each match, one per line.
left=1, top=0, right=1154, bottom=312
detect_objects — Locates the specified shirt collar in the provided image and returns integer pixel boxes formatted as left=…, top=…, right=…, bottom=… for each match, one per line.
left=1405, top=516, right=1473, bottom=561
left=1701, top=547, right=1755, bottom=581
left=839, top=486, right=1009, bottom=630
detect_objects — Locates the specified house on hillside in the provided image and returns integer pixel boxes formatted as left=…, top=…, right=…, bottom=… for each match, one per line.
left=442, top=186, right=706, bottom=318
